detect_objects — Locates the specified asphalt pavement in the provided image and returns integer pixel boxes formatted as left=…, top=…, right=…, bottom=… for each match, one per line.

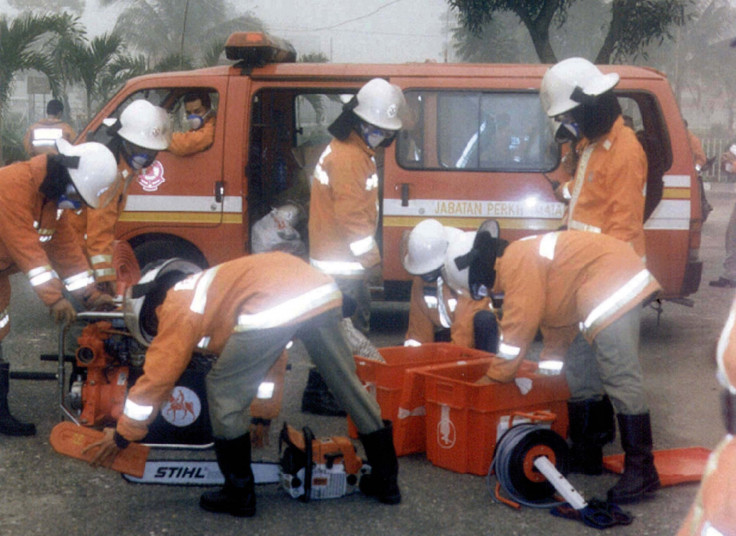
left=0, top=183, right=734, bottom=535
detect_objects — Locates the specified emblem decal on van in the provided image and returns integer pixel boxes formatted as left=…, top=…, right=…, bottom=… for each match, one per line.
left=137, top=160, right=166, bottom=192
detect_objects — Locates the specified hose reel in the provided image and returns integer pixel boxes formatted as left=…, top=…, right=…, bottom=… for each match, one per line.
left=488, top=423, right=571, bottom=508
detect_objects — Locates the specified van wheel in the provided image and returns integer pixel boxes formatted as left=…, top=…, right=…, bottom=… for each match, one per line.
left=133, top=240, right=207, bottom=273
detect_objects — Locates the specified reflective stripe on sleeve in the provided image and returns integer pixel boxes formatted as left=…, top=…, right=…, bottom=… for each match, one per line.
left=235, top=282, right=341, bottom=331
left=256, top=382, right=275, bottom=399
left=123, top=398, right=154, bottom=421
left=568, top=220, right=602, bottom=233
left=310, top=258, right=365, bottom=276
left=349, top=235, right=375, bottom=257
left=32, top=127, right=63, bottom=146
left=702, top=521, right=725, bottom=536
left=404, top=339, right=422, bottom=347
left=94, top=268, right=117, bottom=279
left=64, top=271, right=94, bottom=292
left=0, top=308, right=9, bottom=330
left=313, top=146, right=332, bottom=185
left=89, top=254, right=113, bottom=265
left=581, top=269, right=655, bottom=337
left=497, top=338, right=521, bottom=361
left=27, top=265, right=58, bottom=287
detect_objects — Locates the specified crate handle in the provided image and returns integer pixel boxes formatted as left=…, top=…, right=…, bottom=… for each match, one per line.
left=507, top=410, right=556, bottom=428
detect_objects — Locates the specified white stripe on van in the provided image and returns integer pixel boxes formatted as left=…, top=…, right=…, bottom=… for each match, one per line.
left=125, top=195, right=242, bottom=213
left=662, top=174, right=691, bottom=188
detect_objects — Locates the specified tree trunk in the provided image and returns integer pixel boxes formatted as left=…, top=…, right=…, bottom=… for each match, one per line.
left=595, top=0, right=625, bottom=64
left=0, top=112, right=5, bottom=165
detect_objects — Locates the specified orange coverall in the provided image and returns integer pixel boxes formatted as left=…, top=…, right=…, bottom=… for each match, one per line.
left=68, top=161, right=135, bottom=285
left=167, top=116, right=215, bottom=156
left=0, top=156, right=95, bottom=339
left=405, top=275, right=494, bottom=348
left=486, top=230, right=661, bottom=384
left=308, top=129, right=380, bottom=275
left=555, top=116, right=648, bottom=258
left=676, top=298, right=736, bottom=536
left=116, top=252, right=382, bottom=442
left=687, top=129, right=707, bottom=169
left=23, top=118, right=76, bottom=156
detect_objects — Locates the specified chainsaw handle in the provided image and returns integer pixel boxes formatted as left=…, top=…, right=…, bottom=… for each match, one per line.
left=507, top=410, right=557, bottom=429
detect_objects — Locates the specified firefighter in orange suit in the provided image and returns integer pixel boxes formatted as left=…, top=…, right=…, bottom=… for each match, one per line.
left=85, top=253, right=401, bottom=517
left=402, top=219, right=497, bottom=352
left=443, top=224, right=662, bottom=504
left=676, top=299, right=736, bottom=536
left=69, top=100, right=171, bottom=294
left=0, top=139, right=118, bottom=436
left=23, top=99, right=76, bottom=157
left=308, top=78, right=404, bottom=335
left=167, top=91, right=216, bottom=157
left=541, top=57, right=647, bottom=259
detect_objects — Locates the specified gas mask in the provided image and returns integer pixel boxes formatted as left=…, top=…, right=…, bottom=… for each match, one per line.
left=186, top=109, right=212, bottom=131
left=360, top=122, right=395, bottom=149
left=122, top=140, right=157, bottom=170
left=57, top=183, right=83, bottom=211
left=453, top=220, right=508, bottom=300
left=554, top=112, right=581, bottom=142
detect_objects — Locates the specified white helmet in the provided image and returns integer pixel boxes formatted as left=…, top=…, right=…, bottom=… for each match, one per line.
left=353, top=78, right=403, bottom=131
left=123, top=258, right=202, bottom=346
left=118, top=99, right=171, bottom=150
left=441, top=231, right=477, bottom=296
left=403, top=219, right=448, bottom=275
left=540, top=57, right=619, bottom=118
left=56, top=139, right=118, bottom=209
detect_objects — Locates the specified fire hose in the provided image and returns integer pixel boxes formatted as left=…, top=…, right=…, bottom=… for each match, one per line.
left=487, top=423, right=633, bottom=529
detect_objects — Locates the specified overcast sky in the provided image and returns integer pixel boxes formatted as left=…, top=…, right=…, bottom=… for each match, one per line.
left=71, top=0, right=454, bottom=63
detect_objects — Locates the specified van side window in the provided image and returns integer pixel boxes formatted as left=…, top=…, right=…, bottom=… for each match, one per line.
left=397, top=90, right=558, bottom=172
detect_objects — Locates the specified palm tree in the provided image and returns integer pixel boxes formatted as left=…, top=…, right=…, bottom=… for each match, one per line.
left=100, top=0, right=266, bottom=68
left=0, top=12, right=82, bottom=162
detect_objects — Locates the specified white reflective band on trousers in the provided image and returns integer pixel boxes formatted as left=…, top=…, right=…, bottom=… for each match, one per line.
left=64, top=270, right=94, bottom=292
left=0, top=309, right=8, bottom=330
left=123, top=398, right=154, bottom=422
left=497, top=338, right=522, bottom=361
left=349, top=235, right=375, bottom=257
left=234, top=282, right=341, bottom=332
left=27, top=265, right=57, bottom=287
left=580, top=269, right=655, bottom=338
left=310, top=258, right=365, bottom=276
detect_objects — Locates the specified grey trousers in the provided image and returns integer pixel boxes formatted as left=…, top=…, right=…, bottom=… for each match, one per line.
left=723, top=201, right=736, bottom=281
left=564, top=306, right=648, bottom=415
left=205, top=308, right=383, bottom=439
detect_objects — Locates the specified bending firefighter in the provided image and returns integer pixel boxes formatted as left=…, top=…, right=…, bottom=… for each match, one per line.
left=442, top=222, right=662, bottom=504
left=402, top=219, right=497, bottom=352
left=85, top=253, right=401, bottom=517
left=0, top=140, right=118, bottom=435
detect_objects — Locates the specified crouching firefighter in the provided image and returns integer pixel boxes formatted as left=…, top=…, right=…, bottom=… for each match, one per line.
left=442, top=222, right=662, bottom=504
left=84, top=252, right=401, bottom=517
left=0, top=139, right=118, bottom=436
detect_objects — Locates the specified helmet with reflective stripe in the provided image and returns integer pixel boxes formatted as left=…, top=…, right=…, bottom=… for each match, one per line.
left=56, top=139, right=118, bottom=209
left=118, top=99, right=171, bottom=150
left=403, top=219, right=460, bottom=275
left=353, top=78, right=403, bottom=131
left=540, top=57, right=619, bottom=118
left=124, top=258, right=202, bottom=346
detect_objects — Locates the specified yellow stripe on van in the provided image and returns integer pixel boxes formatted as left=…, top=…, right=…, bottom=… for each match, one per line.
left=119, top=212, right=243, bottom=224
left=662, top=187, right=691, bottom=199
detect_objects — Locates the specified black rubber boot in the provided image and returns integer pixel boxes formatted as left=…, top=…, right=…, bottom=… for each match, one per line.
left=607, top=413, right=660, bottom=504
left=0, top=360, right=36, bottom=437
left=300, top=368, right=346, bottom=417
left=359, top=421, right=401, bottom=505
left=566, top=396, right=615, bottom=475
left=200, top=433, right=256, bottom=517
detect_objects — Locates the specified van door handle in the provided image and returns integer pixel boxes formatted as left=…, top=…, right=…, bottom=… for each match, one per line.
left=215, top=181, right=224, bottom=203
left=400, top=183, right=410, bottom=206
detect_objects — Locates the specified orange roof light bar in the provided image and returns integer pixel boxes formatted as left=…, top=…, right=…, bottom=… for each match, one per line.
left=225, top=31, right=297, bottom=65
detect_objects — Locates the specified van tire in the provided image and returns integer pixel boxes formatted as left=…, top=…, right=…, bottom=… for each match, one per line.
left=133, top=239, right=208, bottom=273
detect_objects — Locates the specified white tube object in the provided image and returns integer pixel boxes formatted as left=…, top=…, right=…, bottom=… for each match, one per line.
left=533, top=455, right=587, bottom=510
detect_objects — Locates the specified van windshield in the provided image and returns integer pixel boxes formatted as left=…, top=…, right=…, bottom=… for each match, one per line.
left=397, top=90, right=558, bottom=172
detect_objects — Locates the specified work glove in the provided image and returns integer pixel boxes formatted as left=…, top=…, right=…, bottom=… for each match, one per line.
left=84, top=289, right=115, bottom=311
left=50, top=298, right=77, bottom=326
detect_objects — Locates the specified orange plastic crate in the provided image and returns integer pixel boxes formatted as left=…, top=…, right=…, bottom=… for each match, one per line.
left=347, top=343, right=493, bottom=454
left=420, top=358, right=570, bottom=476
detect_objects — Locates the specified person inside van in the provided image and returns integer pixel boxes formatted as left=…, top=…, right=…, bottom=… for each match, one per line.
left=168, top=91, right=216, bottom=156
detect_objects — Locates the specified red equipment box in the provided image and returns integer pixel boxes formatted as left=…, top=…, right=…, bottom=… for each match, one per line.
left=420, top=359, right=570, bottom=476
left=348, top=343, right=492, bottom=454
